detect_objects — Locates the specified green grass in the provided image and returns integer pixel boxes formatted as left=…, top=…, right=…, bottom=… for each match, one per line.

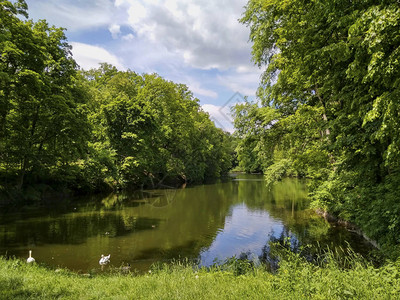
left=1, top=252, right=399, bottom=299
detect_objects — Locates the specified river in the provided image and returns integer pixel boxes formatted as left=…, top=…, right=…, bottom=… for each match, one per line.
left=0, top=174, right=375, bottom=272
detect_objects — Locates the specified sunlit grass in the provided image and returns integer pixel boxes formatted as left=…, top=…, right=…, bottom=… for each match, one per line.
left=1, top=249, right=399, bottom=299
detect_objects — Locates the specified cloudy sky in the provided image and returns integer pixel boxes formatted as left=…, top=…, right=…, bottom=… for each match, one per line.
left=25, top=0, right=263, bottom=132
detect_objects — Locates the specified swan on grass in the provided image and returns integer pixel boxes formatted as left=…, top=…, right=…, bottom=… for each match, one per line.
left=27, top=250, right=35, bottom=263
left=99, top=254, right=110, bottom=265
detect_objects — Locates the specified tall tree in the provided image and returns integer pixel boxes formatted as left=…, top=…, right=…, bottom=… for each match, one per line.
left=0, top=0, right=90, bottom=189
left=83, top=65, right=233, bottom=189
left=239, top=0, right=400, bottom=252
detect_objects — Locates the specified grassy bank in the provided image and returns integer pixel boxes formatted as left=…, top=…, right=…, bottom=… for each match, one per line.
left=1, top=252, right=399, bottom=299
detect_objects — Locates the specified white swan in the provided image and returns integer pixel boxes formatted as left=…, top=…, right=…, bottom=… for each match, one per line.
left=27, top=250, right=35, bottom=263
left=99, top=254, right=110, bottom=265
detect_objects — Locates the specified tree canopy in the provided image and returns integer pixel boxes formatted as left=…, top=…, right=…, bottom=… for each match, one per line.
left=236, top=0, right=400, bottom=254
left=82, top=64, right=233, bottom=190
left=0, top=1, right=233, bottom=202
left=0, top=0, right=90, bottom=191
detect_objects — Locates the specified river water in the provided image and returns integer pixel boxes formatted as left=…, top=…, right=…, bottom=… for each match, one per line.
left=0, top=174, right=375, bottom=272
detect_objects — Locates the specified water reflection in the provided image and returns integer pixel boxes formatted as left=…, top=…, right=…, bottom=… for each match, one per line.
left=0, top=175, right=376, bottom=272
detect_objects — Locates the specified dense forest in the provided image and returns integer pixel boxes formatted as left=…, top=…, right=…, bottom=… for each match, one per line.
left=0, top=0, right=233, bottom=203
left=234, top=0, right=400, bottom=255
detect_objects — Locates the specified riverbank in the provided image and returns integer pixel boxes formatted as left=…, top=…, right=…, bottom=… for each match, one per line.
left=0, top=174, right=229, bottom=209
left=1, top=254, right=399, bottom=299
left=315, top=209, right=380, bottom=250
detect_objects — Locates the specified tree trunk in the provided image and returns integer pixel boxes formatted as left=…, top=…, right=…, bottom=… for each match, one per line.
left=17, top=157, right=27, bottom=190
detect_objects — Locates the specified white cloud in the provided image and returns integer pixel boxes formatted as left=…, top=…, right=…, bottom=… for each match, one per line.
left=126, top=2, right=147, bottom=28
left=218, top=69, right=262, bottom=97
left=26, top=0, right=263, bottom=107
left=190, top=84, right=218, bottom=99
left=109, top=24, right=121, bottom=39
left=26, top=0, right=118, bottom=31
left=122, top=33, right=135, bottom=41
left=116, top=0, right=253, bottom=71
left=70, top=42, right=125, bottom=70
left=180, top=76, right=218, bottom=99
left=114, top=0, right=126, bottom=7
left=118, top=37, right=180, bottom=74
left=202, top=103, right=238, bottom=133
left=202, top=104, right=225, bottom=120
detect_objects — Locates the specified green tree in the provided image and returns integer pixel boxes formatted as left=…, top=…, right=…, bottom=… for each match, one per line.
left=0, top=1, right=233, bottom=201
left=239, top=0, right=400, bottom=252
left=0, top=0, right=89, bottom=191
left=83, top=65, right=233, bottom=189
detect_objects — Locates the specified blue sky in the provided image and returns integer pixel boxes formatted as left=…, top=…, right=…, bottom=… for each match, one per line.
left=24, top=0, right=263, bottom=132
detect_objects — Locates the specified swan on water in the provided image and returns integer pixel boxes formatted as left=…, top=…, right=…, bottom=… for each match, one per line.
left=27, top=250, right=35, bottom=263
left=99, top=254, right=111, bottom=265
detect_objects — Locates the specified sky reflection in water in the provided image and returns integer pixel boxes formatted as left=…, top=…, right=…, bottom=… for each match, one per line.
left=0, top=175, right=375, bottom=272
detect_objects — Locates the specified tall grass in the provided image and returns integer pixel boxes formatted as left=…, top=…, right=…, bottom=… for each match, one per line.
left=1, top=249, right=399, bottom=299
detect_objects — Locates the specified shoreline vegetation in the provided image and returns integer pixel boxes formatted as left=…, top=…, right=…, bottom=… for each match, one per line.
left=0, top=1, right=234, bottom=206
left=2, top=0, right=400, bottom=298
left=1, top=246, right=399, bottom=299
left=315, top=209, right=380, bottom=250
left=234, top=0, right=400, bottom=258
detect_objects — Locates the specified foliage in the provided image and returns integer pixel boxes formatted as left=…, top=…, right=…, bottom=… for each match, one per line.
left=0, top=2, right=233, bottom=202
left=232, top=102, right=280, bottom=173
left=0, top=0, right=90, bottom=193
left=1, top=252, right=400, bottom=299
left=264, top=159, right=293, bottom=188
left=237, top=0, right=400, bottom=252
left=82, top=65, right=233, bottom=189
